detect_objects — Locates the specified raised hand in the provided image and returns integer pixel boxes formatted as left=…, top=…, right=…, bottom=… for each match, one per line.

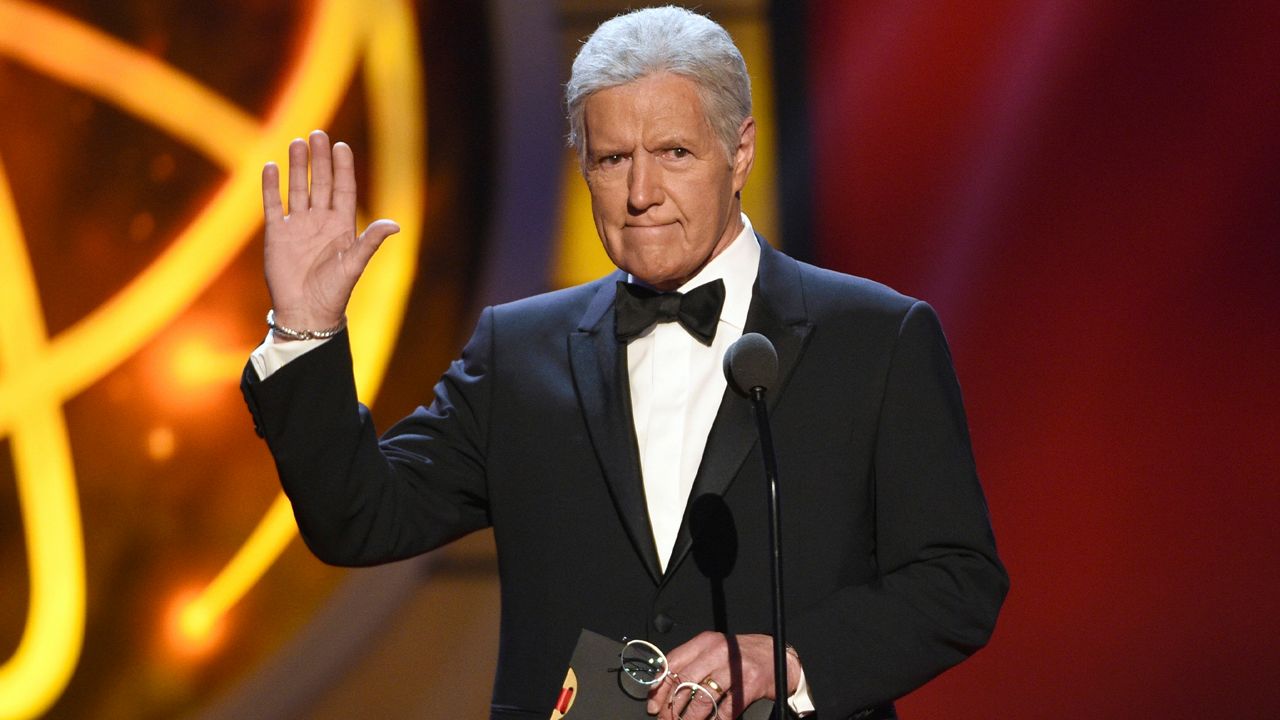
left=261, top=130, right=400, bottom=337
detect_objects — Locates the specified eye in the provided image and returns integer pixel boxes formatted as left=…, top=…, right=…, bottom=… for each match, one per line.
left=599, top=153, right=625, bottom=167
left=668, top=147, right=689, bottom=159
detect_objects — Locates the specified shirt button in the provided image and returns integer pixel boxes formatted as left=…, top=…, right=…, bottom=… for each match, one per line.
left=653, top=612, right=675, bottom=634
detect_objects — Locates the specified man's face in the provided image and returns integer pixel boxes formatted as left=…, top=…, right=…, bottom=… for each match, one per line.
left=582, top=72, right=755, bottom=291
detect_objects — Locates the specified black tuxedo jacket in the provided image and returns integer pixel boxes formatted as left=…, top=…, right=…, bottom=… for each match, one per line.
left=242, top=238, right=1008, bottom=719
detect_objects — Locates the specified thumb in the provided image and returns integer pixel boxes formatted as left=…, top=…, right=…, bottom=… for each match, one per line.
left=350, top=218, right=401, bottom=268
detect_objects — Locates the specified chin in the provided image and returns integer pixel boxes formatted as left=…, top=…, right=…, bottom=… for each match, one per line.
left=612, top=250, right=671, bottom=280
left=632, top=267, right=690, bottom=290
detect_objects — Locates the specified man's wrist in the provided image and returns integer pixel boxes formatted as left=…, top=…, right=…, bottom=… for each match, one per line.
left=784, top=644, right=803, bottom=693
left=785, top=644, right=815, bottom=716
left=266, top=309, right=346, bottom=342
left=251, top=331, right=330, bottom=380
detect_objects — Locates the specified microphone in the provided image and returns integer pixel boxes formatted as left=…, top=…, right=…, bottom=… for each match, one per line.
left=722, top=332, right=789, bottom=720
left=723, top=332, right=778, bottom=397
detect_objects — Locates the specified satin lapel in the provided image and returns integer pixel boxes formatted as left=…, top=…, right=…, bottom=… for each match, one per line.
left=568, top=275, right=664, bottom=583
left=663, top=239, right=814, bottom=582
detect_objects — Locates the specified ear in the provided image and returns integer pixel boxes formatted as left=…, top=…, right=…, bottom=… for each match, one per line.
left=731, top=115, right=756, bottom=193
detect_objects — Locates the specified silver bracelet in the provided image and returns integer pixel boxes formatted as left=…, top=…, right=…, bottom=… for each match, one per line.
left=266, top=309, right=347, bottom=341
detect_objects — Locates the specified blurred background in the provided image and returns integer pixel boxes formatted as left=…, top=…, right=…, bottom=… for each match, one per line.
left=0, top=0, right=1276, bottom=718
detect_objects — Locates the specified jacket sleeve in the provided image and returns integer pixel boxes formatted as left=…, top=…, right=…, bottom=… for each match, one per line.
left=240, top=309, right=497, bottom=566
left=790, top=301, right=1009, bottom=716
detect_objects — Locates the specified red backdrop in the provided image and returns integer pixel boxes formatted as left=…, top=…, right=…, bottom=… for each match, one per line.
left=806, top=2, right=1280, bottom=717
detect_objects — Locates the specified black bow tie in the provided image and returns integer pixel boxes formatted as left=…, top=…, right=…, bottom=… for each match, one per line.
left=614, top=279, right=726, bottom=345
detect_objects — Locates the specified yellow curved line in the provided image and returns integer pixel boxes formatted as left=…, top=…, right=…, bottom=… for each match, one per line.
left=349, top=0, right=427, bottom=395
left=0, top=0, right=424, bottom=716
left=177, top=492, right=298, bottom=640
left=0, top=0, right=256, bottom=164
left=0, top=0, right=362, bottom=435
left=180, top=0, right=427, bottom=637
left=0, top=158, right=86, bottom=720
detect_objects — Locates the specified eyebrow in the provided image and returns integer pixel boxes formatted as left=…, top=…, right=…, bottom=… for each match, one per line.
left=647, top=133, right=696, bottom=148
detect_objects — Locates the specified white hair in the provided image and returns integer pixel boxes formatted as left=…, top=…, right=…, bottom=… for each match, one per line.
left=565, top=6, right=752, bottom=166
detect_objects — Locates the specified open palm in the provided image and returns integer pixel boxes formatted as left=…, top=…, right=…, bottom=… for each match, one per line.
left=261, top=130, right=399, bottom=334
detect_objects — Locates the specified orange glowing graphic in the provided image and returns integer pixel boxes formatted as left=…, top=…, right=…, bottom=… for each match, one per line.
left=165, top=587, right=228, bottom=661
left=0, top=0, right=426, bottom=717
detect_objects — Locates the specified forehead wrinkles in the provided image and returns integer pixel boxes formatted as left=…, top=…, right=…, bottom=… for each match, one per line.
left=584, top=75, right=712, bottom=152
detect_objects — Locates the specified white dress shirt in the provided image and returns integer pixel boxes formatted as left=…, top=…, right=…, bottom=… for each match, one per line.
left=625, top=215, right=758, bottom=572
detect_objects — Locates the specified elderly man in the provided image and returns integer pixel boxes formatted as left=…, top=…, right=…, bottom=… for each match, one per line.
left=243, top=6, right=1007, bottom=719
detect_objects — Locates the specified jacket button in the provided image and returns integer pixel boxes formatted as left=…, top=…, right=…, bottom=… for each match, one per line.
left=653, top=612, right=675, bottom=634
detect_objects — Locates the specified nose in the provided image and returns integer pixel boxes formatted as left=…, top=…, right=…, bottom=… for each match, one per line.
left=627, top=152, right=664, bottom=212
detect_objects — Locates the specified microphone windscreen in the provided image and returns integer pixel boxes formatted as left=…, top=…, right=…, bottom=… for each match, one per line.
left=723, top=332, right=778, bottom=396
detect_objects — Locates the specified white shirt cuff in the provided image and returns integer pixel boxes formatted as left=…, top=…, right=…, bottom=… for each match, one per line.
left=249, top=331, right=330, bottom=380
left=787, top=667, right=815, bottom=716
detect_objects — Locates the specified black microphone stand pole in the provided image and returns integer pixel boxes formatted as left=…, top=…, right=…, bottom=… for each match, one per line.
left=749, top=385, right=788, bottom=720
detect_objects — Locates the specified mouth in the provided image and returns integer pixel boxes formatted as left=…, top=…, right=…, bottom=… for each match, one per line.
left=621, top=223, right=677, bottom=244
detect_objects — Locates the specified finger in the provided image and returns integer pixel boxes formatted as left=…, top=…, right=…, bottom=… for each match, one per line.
left=651, top=633, right=722, bottom=716
left=649, top=683, right=671, bottom=719
left=262, top=162, right=283, bottom=225
left=287, top=137, right=309, bottom=214
left=714, top=693, right=740, bottom=720
left=348, top=219, right=401, bottom=270
left=331, top=141, right=357, bottom=219
left=670, top=684, right=719, bottom=720
left=308, top=129, right=334, bottom=209
left=650, top=675, right=718, bottom=720
left=715, top=680, right=750, bottom=720
left=647, top=673, right=680, bottom=718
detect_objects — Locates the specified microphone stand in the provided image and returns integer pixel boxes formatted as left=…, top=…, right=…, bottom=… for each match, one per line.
left=749, top=386, right=788, bottom=720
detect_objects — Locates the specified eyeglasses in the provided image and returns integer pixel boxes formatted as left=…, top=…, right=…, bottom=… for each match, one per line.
left=619, top=638, right=721, bottom=720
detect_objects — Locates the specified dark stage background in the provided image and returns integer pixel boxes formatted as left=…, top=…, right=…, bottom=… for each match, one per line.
left=0, top=1, right=1276, bottom=718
